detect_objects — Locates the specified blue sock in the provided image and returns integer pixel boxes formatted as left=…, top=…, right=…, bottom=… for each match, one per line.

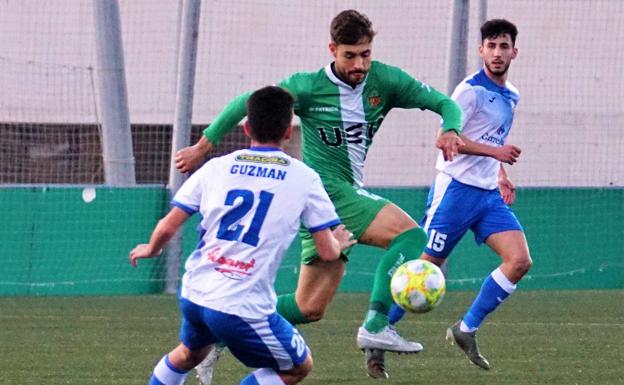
left=463, top=268, right=516, bottom=330
left=149, top=355, right=188, bottom=385
left=388, top=303, right=406, bottom=325
left=240, top=368, right=285, bottom=385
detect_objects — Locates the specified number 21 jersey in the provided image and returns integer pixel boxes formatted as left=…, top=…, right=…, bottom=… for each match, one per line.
left=172, top=147, right=340, bottom=318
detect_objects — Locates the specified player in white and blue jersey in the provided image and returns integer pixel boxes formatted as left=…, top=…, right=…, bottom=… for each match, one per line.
left=129, top=86, right=355, bottom=385
left=387, top=19, right=532, bottom=370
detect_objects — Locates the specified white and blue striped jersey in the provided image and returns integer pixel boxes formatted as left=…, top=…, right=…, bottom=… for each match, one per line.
left=172, top=147, right=340, bottom=319
left=436, top=68, right=520, bottom=190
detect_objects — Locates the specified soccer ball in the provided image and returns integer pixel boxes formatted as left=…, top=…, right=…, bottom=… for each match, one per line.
left=390, top=259, right=446, bottom=313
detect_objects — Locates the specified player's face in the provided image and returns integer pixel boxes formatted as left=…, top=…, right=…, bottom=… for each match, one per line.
left=480, top=34, right=517, bottom=78
left=329, top=40, right=372, bottom=85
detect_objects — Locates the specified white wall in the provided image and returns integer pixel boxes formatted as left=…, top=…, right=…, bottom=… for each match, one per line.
left=1, top=0, right=622, bottom=186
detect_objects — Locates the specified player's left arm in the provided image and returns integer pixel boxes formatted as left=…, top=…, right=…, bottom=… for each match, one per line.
left=312, top=224, right=356, bottom=261
left=498, top=164, right=516, bottom=205
left=389, top=65, right=464, bottom=160
left=129, top=207, right=190, bottom=267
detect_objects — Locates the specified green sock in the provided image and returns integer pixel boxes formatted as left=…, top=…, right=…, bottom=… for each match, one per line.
left=276, top=293, right=312, bottom=325
left=363, top=227, right=428, bottom=333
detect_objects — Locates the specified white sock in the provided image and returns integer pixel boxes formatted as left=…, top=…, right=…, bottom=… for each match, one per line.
left=152, top=355, right=188, bottom=385
left=239, top=368, right=286, bottom=385
left=460, top=320, right=478, bottom=333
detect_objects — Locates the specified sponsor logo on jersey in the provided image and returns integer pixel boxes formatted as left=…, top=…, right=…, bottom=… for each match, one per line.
left=206, top=247, right=255, bottom=280
left=309, top=106, right=339, bottom=112
left=235, top=154, right=289, bottom=166
left=317, top=117, right=384, bottom=147
left=481, top=132, right=505, bottom=146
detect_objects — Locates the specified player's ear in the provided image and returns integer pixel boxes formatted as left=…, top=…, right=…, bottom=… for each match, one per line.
left=284, top=125, right=293, bottom=141
left=243, top=121, right=252, bottom=138
left=511, top=47, right=518, bottom=60
left=329, top=42, right=337, bottom=58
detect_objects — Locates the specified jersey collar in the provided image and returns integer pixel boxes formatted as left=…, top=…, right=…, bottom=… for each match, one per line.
left=249, top=146, right=283, bottom=152
left=469, top=68, right=519, bottom=104
left=325, top=63, right=367, bottom=90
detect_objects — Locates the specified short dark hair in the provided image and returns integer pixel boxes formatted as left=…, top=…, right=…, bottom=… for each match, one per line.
left=481, top=19, right=518, bottom=46
left=330, top=10, right=376, bottom=45
left=246, top=86, right=294, bottom=143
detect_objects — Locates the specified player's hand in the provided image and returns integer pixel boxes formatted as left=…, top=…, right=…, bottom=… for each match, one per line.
left=498, top=176, right=516, bottom=205
left=494, top=145, right=522, bottom=165
left=332, top=224, right=357, bottom=251
left=175, top=136, right=213, bottom=173
left=436, top=131, right=464, bottom=161
left=129, top=244, right=161, bottom=267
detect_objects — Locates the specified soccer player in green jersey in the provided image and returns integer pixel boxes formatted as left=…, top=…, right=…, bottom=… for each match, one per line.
left=176, top=10, right=464, bottom=381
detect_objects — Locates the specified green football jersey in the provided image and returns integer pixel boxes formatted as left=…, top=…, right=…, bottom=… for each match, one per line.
left=204, top=61, right=462, bottom=186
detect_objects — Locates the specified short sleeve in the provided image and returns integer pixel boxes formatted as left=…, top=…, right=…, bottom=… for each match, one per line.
left=301, top=172, right=341, bottom=233
left=171, top=165, right=209, bottom=215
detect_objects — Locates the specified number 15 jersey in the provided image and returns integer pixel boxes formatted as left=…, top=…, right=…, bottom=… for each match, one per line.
left=172, top=147, right=340, bottom=318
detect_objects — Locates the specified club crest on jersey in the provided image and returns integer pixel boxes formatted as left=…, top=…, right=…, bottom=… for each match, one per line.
left=368, top=93, right=381, bottom=107
left=236, top=154, right=289, bottom=166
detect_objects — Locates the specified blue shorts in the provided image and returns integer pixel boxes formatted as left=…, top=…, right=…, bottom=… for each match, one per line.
left=178, top=296, right=309, bottom=371
left=421, top=173, right=523, bottom=258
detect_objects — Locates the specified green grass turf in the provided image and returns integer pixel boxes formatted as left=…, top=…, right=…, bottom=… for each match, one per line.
left=1, top=291, right=622, bottom=384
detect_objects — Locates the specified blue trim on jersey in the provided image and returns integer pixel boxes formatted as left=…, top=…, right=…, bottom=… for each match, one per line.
left=249, top=146, right=283, bottom=152
left=467, top=68, right=519, bottom=104
left=164, top=355, right=186, bottom=374
left=171, top=200, right=198, bottom=215
left=308, top=218, right=341, bottom=233
left=195, top=214, right=207, bottom=251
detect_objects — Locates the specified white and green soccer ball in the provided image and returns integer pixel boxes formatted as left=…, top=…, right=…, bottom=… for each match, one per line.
left=390, top=259, right=446, bottom=313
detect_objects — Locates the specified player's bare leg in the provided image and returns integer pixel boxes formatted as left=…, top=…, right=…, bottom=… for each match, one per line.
left=447, top=230, right=531, bottom=369
left=487, top=230, right=532, bottom=283
left=356, top=204, right=426, bottom=377
left=295, top=258, right=346, bottom=321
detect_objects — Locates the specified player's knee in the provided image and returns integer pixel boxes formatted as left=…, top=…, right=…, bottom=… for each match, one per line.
left=283, top=355, right=313, bottom=384
left=299, top=354, right=313, bottom=377
left=169, top=343, right=211, bottom=371
left=511, top=253, right=532, bottom=277
left=299, top=304, right=326, bottom=322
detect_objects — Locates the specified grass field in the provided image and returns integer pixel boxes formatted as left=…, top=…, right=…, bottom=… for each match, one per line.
left=1, top=290, right=623, bottom=385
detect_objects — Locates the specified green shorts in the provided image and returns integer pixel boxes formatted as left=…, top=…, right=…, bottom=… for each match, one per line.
left=299, top=178, right=390, bottom=265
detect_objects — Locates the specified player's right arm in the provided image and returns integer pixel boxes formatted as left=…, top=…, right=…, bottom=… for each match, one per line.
left=132, top=161, right=207, bottom=266
left=174, top=73, right=308, bottom=173
left=451, top=85, right=521, bottom=164
left=175, top=92, right=251, bottom=173
left=457, top=134, right=521, bottom=165
left=129, top=207, right=190, bottom=267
